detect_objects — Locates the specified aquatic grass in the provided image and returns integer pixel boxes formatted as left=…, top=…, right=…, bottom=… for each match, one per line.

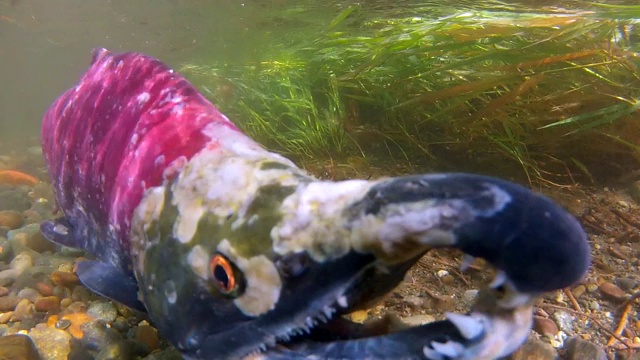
left=181, top=2, right=640, bottom=185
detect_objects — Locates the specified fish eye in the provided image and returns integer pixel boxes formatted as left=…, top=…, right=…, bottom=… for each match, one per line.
left=209, top=253, right=245, bottom=297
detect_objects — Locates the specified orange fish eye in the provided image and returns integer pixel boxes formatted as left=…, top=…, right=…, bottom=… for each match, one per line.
left=210, top=254, right=238, bottom=295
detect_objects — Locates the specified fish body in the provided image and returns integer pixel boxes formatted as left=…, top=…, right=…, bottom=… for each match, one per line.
left=41, top=49, right=590, bottom=359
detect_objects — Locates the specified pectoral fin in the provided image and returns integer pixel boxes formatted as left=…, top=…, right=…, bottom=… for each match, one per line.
left=76, top=260, right=146, bottom=312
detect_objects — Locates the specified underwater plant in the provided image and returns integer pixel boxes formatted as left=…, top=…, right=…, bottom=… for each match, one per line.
left=181, top=1, right=640, bottom=186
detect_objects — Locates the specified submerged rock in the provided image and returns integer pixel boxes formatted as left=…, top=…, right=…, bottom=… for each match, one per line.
left=0, top=334, right=42, bottom=360
left=0, top=187, right=31, bottom=212
left=28, top=326, right=72, bottom=360
left=565, top=336, right=606, bottom=360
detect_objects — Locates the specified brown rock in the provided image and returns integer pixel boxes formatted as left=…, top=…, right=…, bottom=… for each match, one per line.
left=25, top=230, right=57, bottom=253
left=35, top=296, right=61, bottom=313
left=35, top=282, right=54, bottom=296
left=135, top=324, right=160, bottom=351
left=0, top=210, right=24, bottom=230
left=11, top=298, right=35, bottom=321
left=0, top=334, right=42, bottom=360
left=0, top=295, right=20, bottom=311
left=598, top=282, right=627, bottom=302
left=571, top=285, right=586, bottom=298
left=60, top=298, right=73, bottom=309
left=50, top=271, right=80, bottom=287
left=565, top=336, right=606, bottom=360
left=0, top=311, right=13, bottom=324
left=509, top=336, right=557, bottom=360
left=0, top=286, right=8, bottom=297
left=532, top=316, right=558, bottom=337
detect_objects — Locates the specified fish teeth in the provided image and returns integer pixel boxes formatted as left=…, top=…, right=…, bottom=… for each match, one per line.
left=430, top=340, right=465, bottom=358
left=422, top=346, right=445, bottom=360
left=489, top=269, right=507, bottom=289
left=323, top=305, right=335, bottom=318
left=445, top=312, right=484, bottom=340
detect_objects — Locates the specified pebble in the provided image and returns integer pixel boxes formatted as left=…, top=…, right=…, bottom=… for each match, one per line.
left=80, top=319, right=124, bottom=349
left=462, top=289, right=478, bottom=302
left=510, top=336, right=558, bottom=360
left=441, top=275, right=455, bottom=285
left=402, top=295, right=425, bottom=308
left=616, top=277, right=637, bottom=292
left=17, top=288, right=42, bottom=303
left=0, top=334, right=42, bottom=360
left=96, top=339, right=150, bottom=360
left=553, top=310, right=574, bottom=333
left=0, top=311, right=13, bottom=324
left=0, top=296, right=20, bottom=311
left=35, top=282, right=54, bottom=296
left=586, top=283, right=599, bottom=293
left=60, top=298, right=73, bottom=309
left=0, top=286, right=8, bottom=296
left=71, top=286, right=91, bottom=302
left=12, top=299, right=35, bottom=321
left=0, top=252, right=33, bottom=286
left=87, top=301, right=118, bottom=324
left=135, top=324, right=161, bottom=351
left=53, top=285, right=72, bottom=299
left=533, top=316, right=558, bottom=337
left=565, top=336, right=607, bottom=360
left=0, top=238, right=11, bottom=262
left=0, top=210, right=24, bottom=230
left=598, top=281, right=627, bottom=302
left=35, top=296, right=61, bottom=313
left=28, top=326, right=72, bottom=360
left=0, top=189, right=31, bottom=211
left=8, top=224, right=56, bottom=253
left=50, top=271, right=80, bottom=287
left=572, top=285, right=586, bottom=298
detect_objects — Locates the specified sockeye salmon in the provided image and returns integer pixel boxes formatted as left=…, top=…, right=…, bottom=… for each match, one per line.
left=41, top=48, right=590, bottom=359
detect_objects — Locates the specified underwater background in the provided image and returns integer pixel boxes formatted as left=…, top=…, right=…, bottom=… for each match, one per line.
left=0, top=0, right=640, bottom=359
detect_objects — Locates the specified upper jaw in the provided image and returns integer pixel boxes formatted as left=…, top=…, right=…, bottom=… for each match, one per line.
left=242, top=173, right=587, bottom=359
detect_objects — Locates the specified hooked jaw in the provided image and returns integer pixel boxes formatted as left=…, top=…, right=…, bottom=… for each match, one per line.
left=256, top=173, right=590, bottom=359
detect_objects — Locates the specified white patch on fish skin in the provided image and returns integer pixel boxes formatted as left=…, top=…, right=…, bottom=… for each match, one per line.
left=271, top=177, right=473, bottom=265
left=271, top=180, right=371, bottom=262
left=187, top=245, right=210, bottom=281
left=170, top=124, right=306, bottom=244
left=218, top=239, right=282, bottom=317
left=174, top=200, right=205, bottom=244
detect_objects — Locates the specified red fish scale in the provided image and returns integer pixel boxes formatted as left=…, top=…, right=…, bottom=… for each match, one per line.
left=42, top=48, right=239, bottom=255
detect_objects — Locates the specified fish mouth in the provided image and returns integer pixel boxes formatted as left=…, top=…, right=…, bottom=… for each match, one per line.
left=196, top=254, right=537, bottom=360
left=259, top=270, right=536, bottom=360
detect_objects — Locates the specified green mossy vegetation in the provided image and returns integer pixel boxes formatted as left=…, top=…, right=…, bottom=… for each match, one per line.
left=181, top=2, right=640, bottom=186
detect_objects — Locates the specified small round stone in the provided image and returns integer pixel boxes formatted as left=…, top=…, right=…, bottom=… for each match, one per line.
left=0, top=211, right=23, bottom=230
left=35, top=296, right=61, bottom=313
left=11, top=299, right=35, bottom=321
left=87, top=302, right=118, bottom=324
left=134, top=325, right=160, bottom=351
left=50, top=271, right=80, bottom=287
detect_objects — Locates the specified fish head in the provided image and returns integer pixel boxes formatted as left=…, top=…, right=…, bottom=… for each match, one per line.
left=131, top=149, right=590, bottom=360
